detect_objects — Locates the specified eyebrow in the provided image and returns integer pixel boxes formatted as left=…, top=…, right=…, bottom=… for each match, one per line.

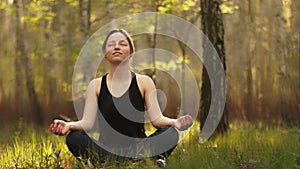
left=107, top=38, right=128, bottom=43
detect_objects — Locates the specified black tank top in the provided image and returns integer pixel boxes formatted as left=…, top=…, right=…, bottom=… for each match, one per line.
left=98, top=72, right=146, bottom=147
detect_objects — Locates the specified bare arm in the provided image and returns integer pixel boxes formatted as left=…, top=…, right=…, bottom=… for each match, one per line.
left=49, top=78, right=100, bottom=135
left=139, top=75, right=193, bottom=131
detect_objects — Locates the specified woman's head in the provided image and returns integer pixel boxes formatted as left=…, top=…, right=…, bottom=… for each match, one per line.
left=102, top=29, right=135, bottom=55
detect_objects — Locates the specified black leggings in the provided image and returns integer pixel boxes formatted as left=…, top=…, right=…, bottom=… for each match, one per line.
left=66, top=126, right=179, bottom=162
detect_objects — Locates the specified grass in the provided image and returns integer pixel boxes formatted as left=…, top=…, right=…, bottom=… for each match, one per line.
left=0, top=119, right=300, bottom=168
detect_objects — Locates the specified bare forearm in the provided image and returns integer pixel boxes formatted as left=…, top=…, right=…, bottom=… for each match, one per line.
left=151, top=114, right=194, bottom=131
left=151, top=115, right=176, bottom=128
left=68, top=120, right=91, bottom=131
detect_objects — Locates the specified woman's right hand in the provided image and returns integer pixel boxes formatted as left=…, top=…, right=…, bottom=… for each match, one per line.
left=49, top=119, right=70, bottom=136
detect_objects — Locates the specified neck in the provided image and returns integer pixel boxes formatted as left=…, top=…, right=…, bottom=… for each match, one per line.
left=108, top=60, right=131, bottom=81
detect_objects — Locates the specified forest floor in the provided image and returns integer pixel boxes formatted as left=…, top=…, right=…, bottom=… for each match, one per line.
left=0, top=119, right=300, bottom=169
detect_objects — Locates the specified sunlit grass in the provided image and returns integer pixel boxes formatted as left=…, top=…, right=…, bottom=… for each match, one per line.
left=168, top=122, right=300, bottom=169
left=0, top=119, right=299, bottom=168
left=0, top=119, right=77, bottom=168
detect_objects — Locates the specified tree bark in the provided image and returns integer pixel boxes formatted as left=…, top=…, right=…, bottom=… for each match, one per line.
left=79, top=0, right=92, bottom=84
left=44, top=5, right=57, bottom=115
left=275, top=0, right=293, bottom=126
left=242, top=0, right=254, bottom=122
left=14, top=0, right=24, bottom=118
left=200, top=0, right=229, bottom=135
left=79, top=0, right=91, bottom=44
left=14, top=0, right=43, bottom=125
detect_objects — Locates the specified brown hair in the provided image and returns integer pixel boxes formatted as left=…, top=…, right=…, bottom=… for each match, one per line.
left=102, top=29, right=135, bottom=54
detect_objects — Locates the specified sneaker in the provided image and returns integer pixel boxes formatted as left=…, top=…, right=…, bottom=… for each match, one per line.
left=156, top=155, right=166, bottom=168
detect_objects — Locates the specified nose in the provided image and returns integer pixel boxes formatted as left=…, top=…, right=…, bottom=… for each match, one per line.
left=114, top=43, right=120, bottom=49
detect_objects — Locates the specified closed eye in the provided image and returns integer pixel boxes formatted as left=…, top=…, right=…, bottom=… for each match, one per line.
left=119, top=40, right=128, bottom=46
left=107, top=42, right=115, bottom=47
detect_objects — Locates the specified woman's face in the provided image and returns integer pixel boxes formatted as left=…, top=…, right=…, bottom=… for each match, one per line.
left=105, top=32, right=131, bottom=63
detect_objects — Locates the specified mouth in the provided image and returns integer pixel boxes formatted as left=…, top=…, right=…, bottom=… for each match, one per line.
left=112, top=52, right=123, bottom=56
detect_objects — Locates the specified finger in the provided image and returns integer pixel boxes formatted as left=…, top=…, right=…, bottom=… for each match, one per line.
left=181, top=116, right=192, bottom=130
left=184, top=115, right=193, bottom=124
left=58, top=124, right=63, bottom=133
left=53, top=122, right=59, bottom=129
left=54, top=119, right=64, bottom=126
left=183, top=116, right=189, bottom=124
left=49, top=123, right=54, bottom=131
left=54, top=120, right=61, bottom=125
left=178, top=118, right=186, bottom=130
left=54, top=119, right=60, bottom=123
left=186, top=116, right=192, bottom=124
left=54, top=124, right=61, bottom=134
left=50, top=123, right=58, bottom=133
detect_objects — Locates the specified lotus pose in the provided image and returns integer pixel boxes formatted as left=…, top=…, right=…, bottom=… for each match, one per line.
left=49, top=29, right=193, bottom=167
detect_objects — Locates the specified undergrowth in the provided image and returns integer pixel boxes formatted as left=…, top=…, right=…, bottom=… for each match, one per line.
left=0, top=119, right=299, bottom=168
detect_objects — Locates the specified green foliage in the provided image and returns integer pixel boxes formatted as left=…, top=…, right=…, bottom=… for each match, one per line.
left=24, top=0, right=57, bottom=29
left=157, top=0, right=200, bottom=21
left=0, top=1, right=8, bottom=10
left=0, top=121, right=299, bottom=168
left=65, top=0, right=79, bottom=7
left=220, top=0, right=239, bottom=14
left=158, top=0, right=197, bottom=13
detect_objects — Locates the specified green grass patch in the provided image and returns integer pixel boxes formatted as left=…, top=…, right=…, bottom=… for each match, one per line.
left=1, top=120, right=300, bottom=168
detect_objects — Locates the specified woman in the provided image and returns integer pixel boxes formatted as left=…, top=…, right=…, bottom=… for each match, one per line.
left=49, top=29, right=193, bottom=167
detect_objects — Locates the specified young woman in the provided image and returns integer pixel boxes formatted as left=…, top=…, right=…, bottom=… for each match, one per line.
left=49, top=29, right=193, bottom=167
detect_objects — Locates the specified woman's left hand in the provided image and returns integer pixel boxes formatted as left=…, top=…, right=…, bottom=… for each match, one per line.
left=174, top=115, right=194, bottom=131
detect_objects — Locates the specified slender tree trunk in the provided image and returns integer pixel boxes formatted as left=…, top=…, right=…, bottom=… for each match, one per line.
left=79, top=0, right=92, bottom=84
left=261, top=0, right=271, bottom=120
left=14, top=0, right=42, bottom=125
left=79, top=0, right=91, bottom=44
left=150, top=2, right=159, bottom=81
left=275, top=0, right=292, bottom=126
left=245, top=60, right=253, bottom=121
left=43, top=7, right=57, bottom=115
left=0, top=8, right=6, bottom=104
left=106, top=0, right=115, bottom=27
left=58, top=0, right=67, bottom=45
left=244, top=0, right=254, bottom=122
left=200, top=0, right=229, bottom=135
left=14, top=0, right=24, bottom=118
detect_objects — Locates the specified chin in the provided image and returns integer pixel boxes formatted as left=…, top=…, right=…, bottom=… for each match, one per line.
left=110, top=57, right=130, bottom=63
left=109, top=59, right=126, bottom=64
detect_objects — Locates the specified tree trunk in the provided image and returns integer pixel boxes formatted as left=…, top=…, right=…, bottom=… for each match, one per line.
left=243, top=0, right=254, bottom=122
left=14, top=0, right=25, bottom=118
left=275, top=0, right=292, bottom=126
left=106, top=0, right=115, bottom=27
left=200, top=0, right=229, bottom=136
left=58, top=0, right=67, bottom=44
left=79, top=0, right=92, bottom=84
left=14, top=0, right=42, bottom=125
left=44, top=6, right=57, bottom=115
left=79, top=0, right=91, bottom=44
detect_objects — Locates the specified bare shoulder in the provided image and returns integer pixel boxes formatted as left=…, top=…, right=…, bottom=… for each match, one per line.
left=135, top=73, right=156, bottom=91
left=136, top=73, right=154, bottom=84
left=87, top=77, right=102, bottom=96
left=89, top=77, right=102, bottom=86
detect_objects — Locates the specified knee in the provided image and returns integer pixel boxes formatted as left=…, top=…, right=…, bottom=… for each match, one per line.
left=66, top=130, right=84, bottom=149
left=158, top=126, right=179, bottom=143
left=169, top=126, right=179, bottom=143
